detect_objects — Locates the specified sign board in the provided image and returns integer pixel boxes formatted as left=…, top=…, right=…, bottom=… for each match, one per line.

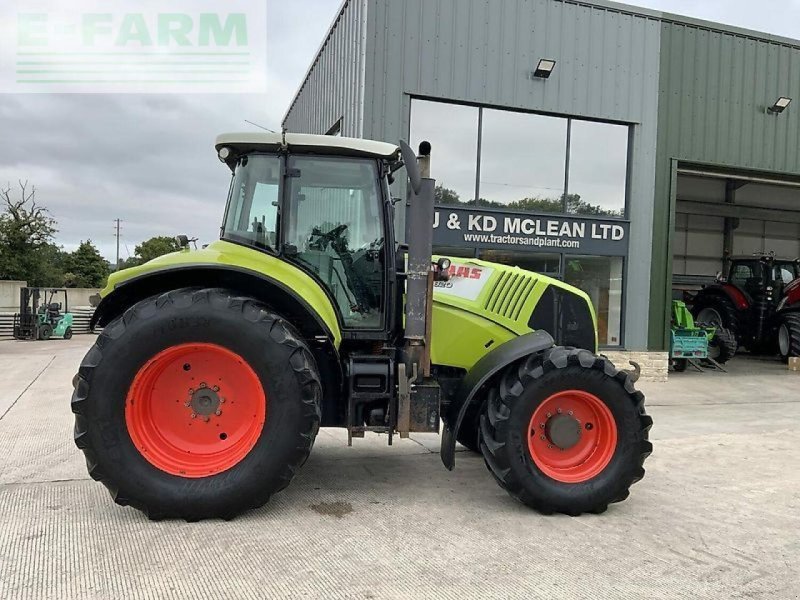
left=433, top=206, right=629, bottom=256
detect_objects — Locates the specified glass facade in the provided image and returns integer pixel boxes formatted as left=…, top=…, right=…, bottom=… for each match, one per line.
left=479, top=110, right=567, bottom=211
left=413, top=98, right=630, bottom=346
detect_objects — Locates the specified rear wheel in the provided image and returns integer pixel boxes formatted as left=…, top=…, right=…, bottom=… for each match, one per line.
left=778, top=312, right=800, bottom=363
left=479, top=347, right=652, bottom=515
left=72, top=288, right=322, bottom=521
left=63, top=326, right=73, bottom=340
left=672, top=359, right=688, bottom=372
left=693, top=295, right=739, bottom=333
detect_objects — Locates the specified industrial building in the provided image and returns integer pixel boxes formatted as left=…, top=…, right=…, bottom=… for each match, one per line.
left=283, top=0, right=800, bottom=366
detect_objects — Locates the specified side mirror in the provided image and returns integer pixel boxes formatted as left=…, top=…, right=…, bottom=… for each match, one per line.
left=399, top=140, right=422, bottom=195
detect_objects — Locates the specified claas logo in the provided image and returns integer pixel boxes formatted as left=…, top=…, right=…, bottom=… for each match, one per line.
left=448, top=265, right=483, bottom=280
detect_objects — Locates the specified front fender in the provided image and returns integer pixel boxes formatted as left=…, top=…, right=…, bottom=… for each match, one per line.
left=439, top=330, right=555, bottom=470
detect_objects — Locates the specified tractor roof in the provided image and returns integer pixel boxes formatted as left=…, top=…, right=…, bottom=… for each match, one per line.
left=215, top=132, right=400, bottom=162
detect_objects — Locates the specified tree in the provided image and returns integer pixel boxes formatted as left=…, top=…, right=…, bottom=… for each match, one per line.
left=0, top=180, right=62, bottom=286
left=63, top=240, right=110, bottom=288
left=134, top=236, right=181, bottom=264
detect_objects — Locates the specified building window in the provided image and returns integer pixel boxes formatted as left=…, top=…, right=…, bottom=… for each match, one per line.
left=564, top=256, right=623, bottom=347
left=479, top=109, right=567, bottom=212
left=567, top=120, right=628, bottom=217
left=410, top=100, right=479, bottom=206
left=479, top=250, right=561, bottom=277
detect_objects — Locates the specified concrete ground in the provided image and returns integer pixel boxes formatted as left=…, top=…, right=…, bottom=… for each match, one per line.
left=0, top=336, right=798, bottom=600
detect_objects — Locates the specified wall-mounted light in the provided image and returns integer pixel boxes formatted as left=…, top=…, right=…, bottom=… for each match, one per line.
left=534, top=59, right=556, bottom=79
left=767, top=97, right=792, bottom=114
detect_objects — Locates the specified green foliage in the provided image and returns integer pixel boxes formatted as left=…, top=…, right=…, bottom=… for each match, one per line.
left=435, top=185, right=468, bottom=205
left=0, top=181, right=63, bottom=286
left=133, top=236, right=181, bottom=264
left=63, top=240, right=111, bottom=288
left=434, top=183, right=623, bottom=217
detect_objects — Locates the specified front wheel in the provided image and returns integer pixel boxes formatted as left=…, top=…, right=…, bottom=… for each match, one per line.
left=707, top=328, right=737, bottom=364
left=479, top=348, right=652, bottom=515
left=72, top=288, right=322, bottom=521
left=778, top=313, right=800, bottom=363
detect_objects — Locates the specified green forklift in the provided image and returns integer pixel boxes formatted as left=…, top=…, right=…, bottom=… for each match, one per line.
left=13, top=288, right=74, bottom=341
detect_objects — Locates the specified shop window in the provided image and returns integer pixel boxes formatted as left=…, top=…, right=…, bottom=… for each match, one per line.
left=564, top=256, right=623, bottom=346
left=479, top=250, right=561, bottom=277
left=434, top=245, right=477, bottom=259
left=479, top=109, right=567, bottom=212
left=410, top=100, right=479, bottom=206
left=567, top=121, right=628, bottom=217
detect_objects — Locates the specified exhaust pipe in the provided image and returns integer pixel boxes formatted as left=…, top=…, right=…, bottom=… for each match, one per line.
left=400, top=141, right=434, bottom=376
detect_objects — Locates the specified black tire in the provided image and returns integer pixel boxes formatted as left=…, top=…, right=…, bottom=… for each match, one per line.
left=708, top=328, right=737, bottom=364
left=672, top=359, right=688, bottom=372
left=778, top=312, right=800, bottom=363
left=38, top=323, right=53, bottom=340
left=72, top=288, right=322, bottom=521
left=63, top=327, right=73, bottom=340
left=692, top=294, right=740, bottom=333
left=456, top=398, right=485, bottom=453
left=479, top=347, right=652, bottom=515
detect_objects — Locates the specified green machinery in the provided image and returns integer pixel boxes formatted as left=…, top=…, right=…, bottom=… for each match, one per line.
left=72, top=133, right=652, bottom=521
left=670, top=300, right=736, bottom=372
left=13, top=288, right=74, bottom=341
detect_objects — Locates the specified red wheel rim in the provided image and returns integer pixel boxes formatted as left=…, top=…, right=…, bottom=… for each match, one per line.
left=125, top=343, right=266, bottom=478
left=527, top=390, right=617, bottom=483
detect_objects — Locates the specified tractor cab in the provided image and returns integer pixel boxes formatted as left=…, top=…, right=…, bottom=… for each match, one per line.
left=217, top=133, right=399, bottom=337
left=721, top=254, right=800, bottom=303
left=13, top=288, right=74, bottom=341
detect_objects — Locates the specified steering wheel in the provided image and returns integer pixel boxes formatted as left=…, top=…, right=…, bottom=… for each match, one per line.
left=309, top=224, right=349, bottom=251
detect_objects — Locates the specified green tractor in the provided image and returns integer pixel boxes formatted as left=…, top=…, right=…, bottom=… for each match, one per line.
left=13, top=288, right=74, bottom=341
left=73, top=133, right=652, bottom=520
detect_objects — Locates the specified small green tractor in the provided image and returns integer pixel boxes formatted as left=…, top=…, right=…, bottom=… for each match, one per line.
left=73, top=133, right=652, bottom=520
left=13, top=288, right=74, bottom=341
left=670, top=300, right=736, bottom=372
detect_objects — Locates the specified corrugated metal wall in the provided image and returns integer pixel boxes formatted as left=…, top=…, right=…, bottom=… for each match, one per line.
left=363, top=0, right=662, bottom=135
left=659, top=24, right=800, bottom=173
left=362, top=0, right=662, bottom=350
left=648, top=22, right=800, bottom=350
left=283, top=0, right=369, bottom=137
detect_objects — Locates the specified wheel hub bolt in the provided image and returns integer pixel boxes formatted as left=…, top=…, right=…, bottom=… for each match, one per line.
left=190, top=413, right=197, bottom=419
left=200, top=382, right=207, bottom=388
left=215, top=410, right=222, bottom=416
left=213, top=385, right=220, bottom=392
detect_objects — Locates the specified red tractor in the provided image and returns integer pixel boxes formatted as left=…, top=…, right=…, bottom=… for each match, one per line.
left=690, top=254, right=800, bottom=360
left=777, top=277, right=800, bottom=361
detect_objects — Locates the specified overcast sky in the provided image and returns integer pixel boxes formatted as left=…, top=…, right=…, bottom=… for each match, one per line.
left=1, top=0, right=798, bottom=262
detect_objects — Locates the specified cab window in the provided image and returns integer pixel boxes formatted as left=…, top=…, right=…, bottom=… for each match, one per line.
left=284, top=156, right=385, bottom=329
left=222, top=155, right=280, bottom=250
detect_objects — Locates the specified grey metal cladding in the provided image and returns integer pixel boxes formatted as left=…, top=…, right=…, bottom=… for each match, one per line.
left=659, top=21, right=800, bottom=174
left=283, top=0, right=369, bottom=137
left=363, top=0, right=662, bottom=138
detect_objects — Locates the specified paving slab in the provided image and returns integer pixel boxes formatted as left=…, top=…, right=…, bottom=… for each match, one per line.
left=0, top=336, right=798, bottom=600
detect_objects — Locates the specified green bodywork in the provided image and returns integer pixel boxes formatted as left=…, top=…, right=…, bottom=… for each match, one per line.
left=99, top=242, right=598, bottom=372
left=670, top=300, right=714, bottom=360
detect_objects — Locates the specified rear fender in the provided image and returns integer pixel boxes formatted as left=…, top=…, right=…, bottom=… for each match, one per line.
left=439, top=330, right=555, bottom=470
left=719, top=283, right=750, bottom=310
left=90, top=266, right=345, bottom=425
